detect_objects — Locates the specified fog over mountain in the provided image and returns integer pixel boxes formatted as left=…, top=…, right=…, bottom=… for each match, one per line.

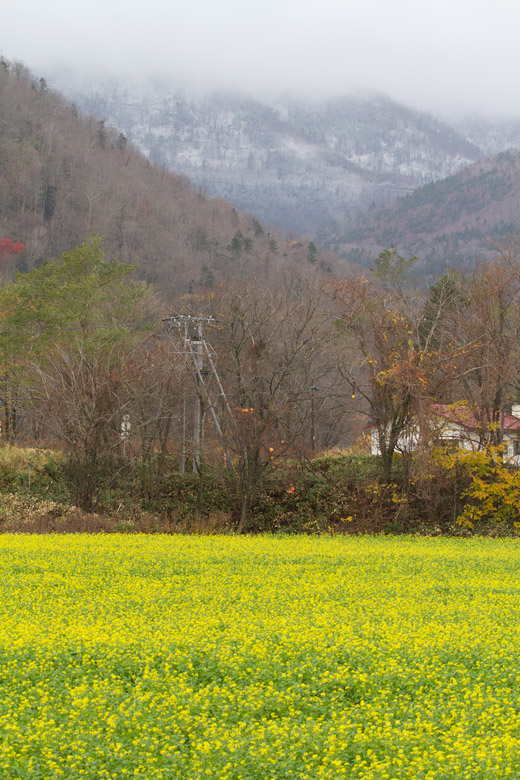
left=49, top=65, right=520, bottom=241
left=0, top=60, right=348, bottom=299
left=51, top=73, right=491, bottom=235
left=5, top=0, right=520, bottom=279
left=4, top=0, right=520, bottom=120
left=452, top=117, right=520, bottom=158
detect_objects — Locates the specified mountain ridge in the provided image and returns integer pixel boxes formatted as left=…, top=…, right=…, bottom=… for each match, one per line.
left=0, top=59, right=347, bottom=298
left=324, top=148, right=520, bottom=275
left=50, top=74, right=484, bottom=235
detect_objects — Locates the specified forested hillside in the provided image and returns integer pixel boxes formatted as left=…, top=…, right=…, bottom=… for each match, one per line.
left=53, top=74, right=481, bottom=234
left=0, top=59, right=344, bottom=298
left=327, top=149, right=520, bottom=275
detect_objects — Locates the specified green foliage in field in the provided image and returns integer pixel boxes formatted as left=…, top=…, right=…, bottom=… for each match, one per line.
left=1, top=535, right=520, bottom=778
left=1, top=443, right=519, bottom=535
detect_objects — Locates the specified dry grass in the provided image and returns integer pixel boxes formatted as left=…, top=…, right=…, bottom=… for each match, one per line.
left=0, top=443, right=63, bottom=476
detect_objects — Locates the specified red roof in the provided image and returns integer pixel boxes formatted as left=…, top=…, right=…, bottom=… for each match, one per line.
left=364, top=404, right=520, bottom=433
left=433, top=404, right=520, bottom=432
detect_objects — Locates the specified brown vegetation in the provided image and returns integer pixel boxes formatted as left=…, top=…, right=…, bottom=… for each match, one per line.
left=0, top=58, right=349, bottom=299
left=333, top=150, right=520, bottom=273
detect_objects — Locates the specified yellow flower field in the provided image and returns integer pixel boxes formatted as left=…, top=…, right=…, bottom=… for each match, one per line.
left=1, top=534, right=520, bottom=779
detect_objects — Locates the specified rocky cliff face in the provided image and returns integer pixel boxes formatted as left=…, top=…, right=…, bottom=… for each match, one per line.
left=52, top=76, right=483, bottom=235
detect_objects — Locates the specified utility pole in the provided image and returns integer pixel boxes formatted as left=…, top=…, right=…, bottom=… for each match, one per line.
left=163, top=315, right=237, bottom=474
left=192, top=321, right=204, bottom=473
left=179, top=392, right=186, bottom=473
left=310, top=384, right=319, bottom=453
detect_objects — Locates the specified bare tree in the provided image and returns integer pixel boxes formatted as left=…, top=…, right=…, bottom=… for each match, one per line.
left=31, top=341, right=125, bottom=510
left=121, top=339, right=187, bottom=498
left=452, top=240, right=520, bottom=444
left=190, top=279, right=336, bottom=529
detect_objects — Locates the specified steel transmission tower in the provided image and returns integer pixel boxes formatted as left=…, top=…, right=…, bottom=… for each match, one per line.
left=163, top=315, right=239, bottom=474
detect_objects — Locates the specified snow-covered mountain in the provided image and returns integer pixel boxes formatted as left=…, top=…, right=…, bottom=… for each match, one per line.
left=52, top=75, right=484, bottom=234
left=453, top=116, right=520, bottom=157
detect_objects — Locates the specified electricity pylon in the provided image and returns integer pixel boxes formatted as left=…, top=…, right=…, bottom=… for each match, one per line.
left=163, top=315, right=239, bottom=474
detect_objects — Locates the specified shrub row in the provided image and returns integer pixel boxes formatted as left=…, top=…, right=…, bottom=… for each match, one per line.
left=0, top=445, right=519, bottom=535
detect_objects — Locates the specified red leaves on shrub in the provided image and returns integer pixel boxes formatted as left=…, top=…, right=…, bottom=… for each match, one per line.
left=0, top=239, right=25, bottom=258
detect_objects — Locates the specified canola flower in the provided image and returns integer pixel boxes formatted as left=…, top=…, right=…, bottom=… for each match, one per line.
left=1, top=534, right=520, bottom=778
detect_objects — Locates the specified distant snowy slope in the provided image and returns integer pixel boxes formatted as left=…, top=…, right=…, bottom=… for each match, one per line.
left=52, top=75, right=482, bottom=235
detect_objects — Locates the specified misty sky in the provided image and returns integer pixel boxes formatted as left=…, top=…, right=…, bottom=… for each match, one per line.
left=2, top=0, right=520, bottom=117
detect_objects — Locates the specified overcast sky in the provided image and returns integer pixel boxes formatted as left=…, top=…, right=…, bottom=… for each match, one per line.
left=2, top=0, right=520, bottom=118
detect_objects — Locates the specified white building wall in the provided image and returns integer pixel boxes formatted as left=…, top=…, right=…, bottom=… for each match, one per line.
left=369, top=419, right=520, bottom=465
